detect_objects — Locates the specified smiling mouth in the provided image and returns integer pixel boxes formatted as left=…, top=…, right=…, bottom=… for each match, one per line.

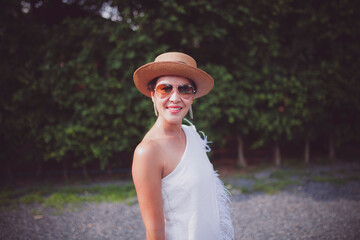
left=167, top=106, right=182, bottom=112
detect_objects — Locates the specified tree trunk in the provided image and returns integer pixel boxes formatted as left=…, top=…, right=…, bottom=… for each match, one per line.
left=304, top=139, right=310, bottom=164
left=274, top=142, right=281, bottom=166
left=329, top=134, right=336, bottom=161
left=63, top=159, right=69, bottom=182
left=236, top=134, right=247, bottom=168
left=82, top=164, right=90, bottom=179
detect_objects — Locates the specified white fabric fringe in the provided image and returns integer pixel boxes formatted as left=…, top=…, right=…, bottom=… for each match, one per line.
left=184, top=118, right=212, bottom=152
left=214, top=171, right=234, bottom=240
left=199, top=130, right=212, bottom=153
left=184, top=119, right=234, bottom=239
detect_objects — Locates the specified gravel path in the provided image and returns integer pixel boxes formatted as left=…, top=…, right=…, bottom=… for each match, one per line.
left=1, top=163, right=360, bottom=240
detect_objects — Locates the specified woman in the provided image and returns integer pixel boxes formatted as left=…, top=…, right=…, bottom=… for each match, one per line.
left=132, top=52, right=234, bottom=240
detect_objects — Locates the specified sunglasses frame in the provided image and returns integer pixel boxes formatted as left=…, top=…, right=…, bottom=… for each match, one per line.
left=155, top=83, right=196, bottom=99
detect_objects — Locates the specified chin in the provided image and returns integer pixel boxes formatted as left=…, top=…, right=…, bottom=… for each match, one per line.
left=162, top=113, right=185, bottom=124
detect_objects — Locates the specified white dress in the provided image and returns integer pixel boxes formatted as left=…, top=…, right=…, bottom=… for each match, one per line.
left=161, top=123, right=234, bottom=240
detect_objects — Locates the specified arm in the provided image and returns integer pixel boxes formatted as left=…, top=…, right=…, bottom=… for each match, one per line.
left=132, top=141, right=165, bottom=240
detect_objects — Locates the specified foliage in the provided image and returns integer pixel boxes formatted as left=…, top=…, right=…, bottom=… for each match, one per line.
left=37, top=17, right=154, bottom=169
left=0, top=0, right=359, bottom=174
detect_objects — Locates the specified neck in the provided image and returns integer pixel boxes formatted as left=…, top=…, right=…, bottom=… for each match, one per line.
left=154, top=117, right=183, bottom=136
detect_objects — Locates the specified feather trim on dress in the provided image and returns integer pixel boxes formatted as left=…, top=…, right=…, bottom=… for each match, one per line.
left=214, top=171, right=234, bottom=240
left=184, top=119, right=234, bottom=239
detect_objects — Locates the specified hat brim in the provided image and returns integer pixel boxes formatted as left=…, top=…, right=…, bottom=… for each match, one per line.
left=133, top=61, right=214, bottom=99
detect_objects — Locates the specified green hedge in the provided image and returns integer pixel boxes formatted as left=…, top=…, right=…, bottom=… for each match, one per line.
left=1, top=0, right=359, bottom=175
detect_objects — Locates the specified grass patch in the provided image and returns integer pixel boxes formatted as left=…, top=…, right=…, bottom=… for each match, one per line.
left=229, top=166, right=307, bottom=195
left=232, top=172, right=254, bottom=180
left=252, top=179, right=300, bottom=194
left=247, top=164, right=273, bottom=175
left=228, top=176, right=300, bottom=195
left=0, top=182, right=137, bottom=212
left=19, top=193, right=44, bottom=204
left=238, top=186, right=252, bottom=194
left=43, top=192, right=84, bottom=210
left=311, top=175, right=359, bottom=185
left=269, top=169, right=290, bottom=180
left=229, top=163, right=360, bottom=195
left=269, top=168, right=310, bottom=180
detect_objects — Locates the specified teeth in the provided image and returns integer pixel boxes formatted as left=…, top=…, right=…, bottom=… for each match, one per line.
left=168, top=107, right=181, bottom=110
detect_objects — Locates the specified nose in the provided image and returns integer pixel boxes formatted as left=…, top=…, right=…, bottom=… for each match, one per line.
left=169, top=88, right=181, bottom=102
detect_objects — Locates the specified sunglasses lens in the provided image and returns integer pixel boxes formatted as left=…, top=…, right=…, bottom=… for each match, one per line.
left=178, top=85, right=194, bottom=96
left=156, top=84, right=173, bottom=98
left=155, top=84, right=194, bottom=98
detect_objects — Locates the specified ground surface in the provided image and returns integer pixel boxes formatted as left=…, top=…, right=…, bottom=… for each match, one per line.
left=1, top=163, right=360, bottom=240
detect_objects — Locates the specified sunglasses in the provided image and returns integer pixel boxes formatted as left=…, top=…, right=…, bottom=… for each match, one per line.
left=155, top=84, right=196, bottom=99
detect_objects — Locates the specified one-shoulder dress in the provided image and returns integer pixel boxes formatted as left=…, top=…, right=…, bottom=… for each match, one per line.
left=161, top=123, right=234, bottom=240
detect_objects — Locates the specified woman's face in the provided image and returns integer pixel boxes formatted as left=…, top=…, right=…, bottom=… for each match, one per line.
left=151, top=76, right=194, bottom=125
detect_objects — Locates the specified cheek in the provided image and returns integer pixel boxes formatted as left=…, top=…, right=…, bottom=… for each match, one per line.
left=185, top=98, right=193, bottom=106
left=155, top=98, right=168, bottom=108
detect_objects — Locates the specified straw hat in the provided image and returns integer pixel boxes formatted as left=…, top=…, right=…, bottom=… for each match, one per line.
left=133, top=52, right=214, bottom=98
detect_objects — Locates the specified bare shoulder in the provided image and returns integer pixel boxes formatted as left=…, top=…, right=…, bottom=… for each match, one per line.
left=134, top=139, right=159, bottom=161
left=132, top=139, right=163, bottom=176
